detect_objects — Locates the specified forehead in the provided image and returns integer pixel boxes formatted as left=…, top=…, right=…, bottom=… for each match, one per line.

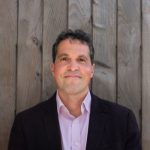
left=57, top=39, right=90, bottom=56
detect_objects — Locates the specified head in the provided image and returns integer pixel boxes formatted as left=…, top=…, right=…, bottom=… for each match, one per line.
left=51, top=29, right=95, bottom=96
left=52, top=29, right=95, bottom=64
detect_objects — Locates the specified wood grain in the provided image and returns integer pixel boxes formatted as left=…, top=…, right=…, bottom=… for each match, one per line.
left=92, top=0, right=117, bottom=102
left=68, top=0, right=92, bottom=33
left=142, top=0, right=150, bottom=149
left=17, top=0, right=43, bottom=112
left=1, top=0, right=150, bottom=149
left=0, top=0, right=17, bottom=149
left=42, top=0, right=67, bottom=100
left=117, top=0, right=141, bottom=126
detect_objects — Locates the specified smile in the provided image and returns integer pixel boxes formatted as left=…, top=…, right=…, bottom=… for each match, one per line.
left=64, top=75, right=81, bottom=78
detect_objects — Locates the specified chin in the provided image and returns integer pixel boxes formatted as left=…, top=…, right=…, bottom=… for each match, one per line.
left=65, top=90, right=80, bottom=95
left=64, top=87, right=88, bottom=95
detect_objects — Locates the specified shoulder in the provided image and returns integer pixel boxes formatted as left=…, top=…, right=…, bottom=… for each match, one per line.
left=15, top=93, right=57, bottom=122
left=91, top=93, right=139, bottom=131
left=91, top=93, right=141, bottom=149
left=91, top=93, right=135, bottom=120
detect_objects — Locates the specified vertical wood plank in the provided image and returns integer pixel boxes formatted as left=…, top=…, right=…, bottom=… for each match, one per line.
left=68, top=0, right=92, bottom=33
left=142, top=0, right=150, bottom=149
left=42, top=0, right=67, bottom=100
left=17, top=0, right=43, bottom=112
left=68, top=0, right=92, bottom=89
left=92, top=0, right=117, bottom=101
left=0, top=0, right=17, bottom=149
left=117, top=0, right=141, bottom=126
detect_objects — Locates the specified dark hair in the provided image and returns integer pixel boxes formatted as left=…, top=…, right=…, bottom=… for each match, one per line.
left=52, top=29, right=95, bottom=64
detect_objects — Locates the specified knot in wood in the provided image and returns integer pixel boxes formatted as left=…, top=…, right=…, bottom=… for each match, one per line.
left=32, top=36, right=39, bottom=46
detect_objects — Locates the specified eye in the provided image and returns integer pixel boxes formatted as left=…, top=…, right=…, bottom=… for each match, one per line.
left=61, top=57, right=67, bottom=61
left=60, top=57, right=69, bottom=62
left=78, top=57, right=87, bottom=63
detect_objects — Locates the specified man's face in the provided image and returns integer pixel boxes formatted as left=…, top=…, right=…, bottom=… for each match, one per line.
left=50, top=39, right=95, bottom=95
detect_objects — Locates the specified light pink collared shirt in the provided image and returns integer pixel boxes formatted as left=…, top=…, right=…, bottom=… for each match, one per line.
left=56, top=91, right=91, bottom=150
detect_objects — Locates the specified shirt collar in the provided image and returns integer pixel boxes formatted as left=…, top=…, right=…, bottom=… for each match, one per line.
left=56, top=90, right=91, bottom=115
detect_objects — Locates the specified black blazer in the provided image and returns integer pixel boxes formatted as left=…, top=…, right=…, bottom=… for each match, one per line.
left=8, top=93, right=141, bottom=150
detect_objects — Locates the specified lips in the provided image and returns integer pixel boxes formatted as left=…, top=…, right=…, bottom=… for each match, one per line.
left=64, top=74, right=81, bottom=78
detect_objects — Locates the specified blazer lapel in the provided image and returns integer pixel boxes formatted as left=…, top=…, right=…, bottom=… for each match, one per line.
left=43, top=94, right=62, bottom=150
left=86, top=94, right=110, bottom=150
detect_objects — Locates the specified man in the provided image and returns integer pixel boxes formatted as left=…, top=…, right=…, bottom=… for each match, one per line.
left=8, top=29, right=141, bottom=150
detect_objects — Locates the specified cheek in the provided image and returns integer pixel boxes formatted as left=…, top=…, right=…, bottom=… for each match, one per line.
left=53, top=67, right=64, bottom=79
left=82, top=68, right=94, bottom=79
left=53, top=69, right=61, bottom=78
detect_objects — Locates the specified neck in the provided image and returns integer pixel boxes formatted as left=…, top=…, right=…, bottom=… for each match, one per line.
left=58, top=90, right=89, bottom=117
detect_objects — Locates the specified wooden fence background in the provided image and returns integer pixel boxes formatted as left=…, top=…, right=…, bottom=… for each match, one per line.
left=0, top=0, right=150, bottom=149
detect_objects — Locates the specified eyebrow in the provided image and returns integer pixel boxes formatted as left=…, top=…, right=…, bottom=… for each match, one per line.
left=78, top=55, right=88, bottom=58
left=57, top=53, right=89, bottom=59
left=56, top=53, right=69, bottom=59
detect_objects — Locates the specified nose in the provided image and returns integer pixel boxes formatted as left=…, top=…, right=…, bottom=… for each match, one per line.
left=67, top=61, right=79, bottom=71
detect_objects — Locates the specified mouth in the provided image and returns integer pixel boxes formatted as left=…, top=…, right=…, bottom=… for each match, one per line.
left=64, top=74, right=81, bottom=78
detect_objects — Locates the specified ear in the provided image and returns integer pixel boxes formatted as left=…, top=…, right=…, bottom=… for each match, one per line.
left=91, top=64, right=95, bottom=78
left=50, top=63, right=55, bottom=76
